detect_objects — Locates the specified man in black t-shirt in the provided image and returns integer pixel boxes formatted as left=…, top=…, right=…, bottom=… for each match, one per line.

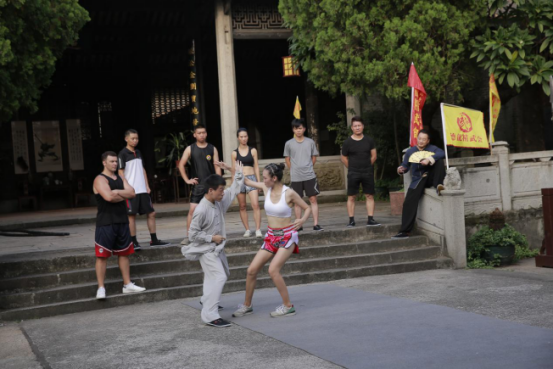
left=177, top=125, right=222, bottom=245
left=341, top=116, right=381, bottom=227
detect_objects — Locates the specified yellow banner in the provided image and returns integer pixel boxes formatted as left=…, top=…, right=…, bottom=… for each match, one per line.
left=489, top=74, right=501, bottom=143
left=293, top=96, right=302, bottom=119
left=442, top=104, right=489, bottom=149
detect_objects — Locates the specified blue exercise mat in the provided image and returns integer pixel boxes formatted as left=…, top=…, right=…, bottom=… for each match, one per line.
left=185, top=283, right=553, bottom=369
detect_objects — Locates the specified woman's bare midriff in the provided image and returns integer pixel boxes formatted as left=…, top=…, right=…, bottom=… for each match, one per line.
left=266, top=215, right=293, bottom=229
left=242, top=166, right=256, bottom=176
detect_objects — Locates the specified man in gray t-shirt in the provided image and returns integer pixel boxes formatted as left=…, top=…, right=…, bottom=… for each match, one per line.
left=283, top=119, right=323, bottom=231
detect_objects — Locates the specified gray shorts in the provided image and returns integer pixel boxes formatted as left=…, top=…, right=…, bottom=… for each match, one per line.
left=240, top=175, right=258, bottom=194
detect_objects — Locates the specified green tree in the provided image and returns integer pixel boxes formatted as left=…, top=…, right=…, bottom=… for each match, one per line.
left=470, top=0, right=553, bottom=95
left=0, top=0, right=89, bottom=121
left=279, top=0, right=486, bottom=102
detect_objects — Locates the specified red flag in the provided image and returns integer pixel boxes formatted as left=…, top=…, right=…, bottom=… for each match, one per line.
left=408, top=63, right=427, bottom=147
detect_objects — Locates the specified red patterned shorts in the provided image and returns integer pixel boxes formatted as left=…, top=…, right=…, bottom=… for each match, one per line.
left=261, top=225, right=299, bottom=254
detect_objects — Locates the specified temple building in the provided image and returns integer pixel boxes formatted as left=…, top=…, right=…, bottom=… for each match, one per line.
left=1, top=0, right=351, bottom=213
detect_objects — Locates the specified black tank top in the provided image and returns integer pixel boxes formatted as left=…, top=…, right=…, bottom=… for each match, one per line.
left=190, top=143, right=215, bottom=180
left=235, top=146, right=254, bottom=167
left=95, top=174, right=129, bottom=226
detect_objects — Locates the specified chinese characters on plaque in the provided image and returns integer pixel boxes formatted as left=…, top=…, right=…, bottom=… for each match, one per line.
left=66, top=119, right=84, bottom=171
left=11, top=121, right=30, bottom=174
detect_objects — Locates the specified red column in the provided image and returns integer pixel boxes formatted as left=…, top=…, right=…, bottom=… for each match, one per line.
left=536, top=188, right=553, bottom=267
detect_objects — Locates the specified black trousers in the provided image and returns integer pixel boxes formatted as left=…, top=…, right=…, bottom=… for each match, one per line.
left=399, top=160, right=446, bottom=233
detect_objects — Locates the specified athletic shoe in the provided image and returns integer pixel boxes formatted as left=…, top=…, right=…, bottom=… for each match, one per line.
left=122, top=282, right=146, bottom=294
left=232, top=304, right=253, bottom=317
left=391, top=232, right=409, bottom=239
left=270, top=304, right=296, bottom=318
left=200, top=301, right=224, bottom=311
left=180, top=238, right=189, bottom=245
left=437, top=184, right=445, bottom=196
left=96, top=287, right=106, bottom=300
left=243, top=230, right=253, bottom=237
left=347, top=220, right=356, bottom=227
left=206, top=318, right=231, bottom=328
left=134, top=242, right=142, bottom=251
left=150, top=239, right=170, bottom=246
left=367, top=219, right=381, bottom=227
left=255, top=229, right=263, bottom=238
left=298, top=227, right=303, bottom=232
left=313, top=225, right=324, bottom=231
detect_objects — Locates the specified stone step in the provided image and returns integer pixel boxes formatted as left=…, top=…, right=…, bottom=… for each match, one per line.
left=0, top=236, right=427, bottom=293
left=0, top=245, right=440, bottom=310
left=0, top=257, right=453, bottom=321
left=0, top=224, right=400, bottom=279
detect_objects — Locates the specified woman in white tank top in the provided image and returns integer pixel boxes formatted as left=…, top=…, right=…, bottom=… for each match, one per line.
left=215, top=161, right=311, bottom=318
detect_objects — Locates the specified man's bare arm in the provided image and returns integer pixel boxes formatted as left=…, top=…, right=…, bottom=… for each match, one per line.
left=213, top=147, right=222, bottom=175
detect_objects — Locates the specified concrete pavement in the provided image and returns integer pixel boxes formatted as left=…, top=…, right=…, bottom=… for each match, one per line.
left=2, top=262, right=552, bottom=369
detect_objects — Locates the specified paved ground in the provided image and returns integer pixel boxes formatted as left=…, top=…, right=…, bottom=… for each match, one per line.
left=0, top=201, right=395, bottom=257
left=2, top=264, right=552, bottom=369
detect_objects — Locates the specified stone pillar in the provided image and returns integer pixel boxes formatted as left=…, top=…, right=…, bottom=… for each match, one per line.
left=345, top=94, right=361, bottom=127
left=441, top=189, right=467, bottom=268
left=215, top=0, right=239, bottom=162
left=492, top=141, right=512, bottom=211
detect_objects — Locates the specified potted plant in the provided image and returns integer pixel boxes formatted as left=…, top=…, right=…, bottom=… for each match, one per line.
left=154, top=131, right=190, bottom=174
left=467, top=208, right=537, bottom=268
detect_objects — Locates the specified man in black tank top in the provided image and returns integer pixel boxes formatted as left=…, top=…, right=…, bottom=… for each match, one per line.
left=177, top=125, right=222, bottom=244
left=93, top=151, right=146, bottom=300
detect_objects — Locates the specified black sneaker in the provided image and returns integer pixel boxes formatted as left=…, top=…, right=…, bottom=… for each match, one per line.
left=298, top=227, right=304, bottom=232
left=200, top=301, right=224, bottom=311
left=133, top=242, right=142, bottom=251
left=347, top=220, right=356, bottom=227
left=205, top=318, right=231, bottom=328
left=313, top=225, right=324, bottom=231
left=367, top=219, right=381, bottom=227
left=150, top=239, right=171, bottom=246
left=391, top=232, right=409, bottom=239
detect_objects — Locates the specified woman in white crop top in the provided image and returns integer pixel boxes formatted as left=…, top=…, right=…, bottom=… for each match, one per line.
left=216, top=161, right=311, bottom=318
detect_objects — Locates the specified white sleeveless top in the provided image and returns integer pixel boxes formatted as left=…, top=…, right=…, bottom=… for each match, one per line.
left=265, top=186, right=292, bottom=218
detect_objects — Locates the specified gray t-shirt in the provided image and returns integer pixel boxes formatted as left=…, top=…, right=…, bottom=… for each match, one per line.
left=283, top=137, right=319, bottom=182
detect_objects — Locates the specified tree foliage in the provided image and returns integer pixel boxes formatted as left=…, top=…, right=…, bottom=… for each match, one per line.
left=0, top=0, right=89, bottom=121
left=471, top=0, right=553, bottom=95
left=279, top=0, right=486, bottom=102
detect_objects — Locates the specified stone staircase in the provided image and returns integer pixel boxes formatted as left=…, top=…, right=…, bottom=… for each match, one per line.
left=0, top=224, right=452, bottom=321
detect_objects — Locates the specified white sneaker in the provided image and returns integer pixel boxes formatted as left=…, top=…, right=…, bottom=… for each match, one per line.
left=270, top=304, right=296, bottom=317
left=243, top=230, right=253, bottom=237
left=255, top=230, right=263, bottom=238
left=180, top=237, right=189, bottom=245
left=122, top=282, right=146, bottom=294
left=232, top=304, right=253, bottom=317
left=96, top=287, right=106, bottom=300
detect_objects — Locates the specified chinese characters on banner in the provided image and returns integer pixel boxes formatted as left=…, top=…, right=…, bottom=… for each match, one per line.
left=441, top=104, right=489, bottom=149
left=489, top=74, right=501, bottom=143
left=66, top=119, right=84, bottom=171
left=33, top=121, right=63, bottom=173
left=189, top=40, right=200, bottom=127
left=11, top=121, right=30, bottom=174
left=407, top=63, right=427, bottom=147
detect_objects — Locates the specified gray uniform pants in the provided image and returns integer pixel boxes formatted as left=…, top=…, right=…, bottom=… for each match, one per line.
left=199, top=252, right=228, bottom=323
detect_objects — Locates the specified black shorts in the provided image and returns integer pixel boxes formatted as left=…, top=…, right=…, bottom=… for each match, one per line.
left=190, top=185, right=205, bottom=204
left=95, top=223, right=134, bottom=258
left=126, top=193, right=155, bottom=215
left=347, top=172, right=375, bottom=196
left=290, top=178, right=320, bottom=198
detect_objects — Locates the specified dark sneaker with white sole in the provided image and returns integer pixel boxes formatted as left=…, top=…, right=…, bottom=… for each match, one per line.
left=347, top=220, right=356, bottom=228
left=367, top=219, right=381, bottom=227
left=313, top=225, right=324, bottom=231
left=150, top=239, right=171, bottom=246
left=391, top=232, right=409, bottom=239
left=206, top=318, right=231, bottom=328
left=133, top=242, right=142, bottom=251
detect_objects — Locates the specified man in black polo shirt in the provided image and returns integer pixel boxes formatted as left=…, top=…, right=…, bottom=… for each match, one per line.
left=341, top=116, right=381, bottom=227
left=177, top=125, right=222, bottom=245
left=118, top=129, right=170, bottom=250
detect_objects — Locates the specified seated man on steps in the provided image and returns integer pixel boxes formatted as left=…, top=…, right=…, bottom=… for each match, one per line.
left=392, top=129, right=446, bottom=239
left=93, top=151, right=146, bottom=299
